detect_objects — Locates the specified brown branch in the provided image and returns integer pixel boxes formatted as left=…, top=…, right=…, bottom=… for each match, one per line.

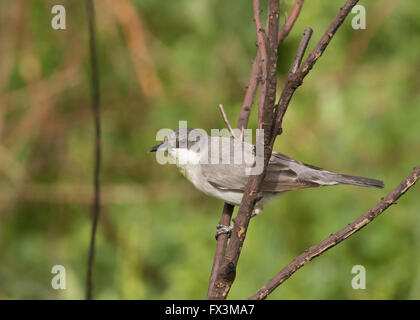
left=208, top=0, right=303, bottom=300
left=253, top=0, right=269, bottom=124
left=272, top=0, right=360, bottom=138
left=278, top=0, right=304, bottom=44
left=208, top=0, right=360, bottom=300
left=289, top=27, right=313, bottom=75
left=218, top=104, right=238, bottom=139
left=207, top=0, right=280, bottom=300
left=207, top=0, right=304, bottom=300
left=237, top=0, right=304, bottom=131
left=85, top=0, right=102, bottom=300
left=206, top=203, right=234, bottom=298
left=250, top=165, right=420, bottom=300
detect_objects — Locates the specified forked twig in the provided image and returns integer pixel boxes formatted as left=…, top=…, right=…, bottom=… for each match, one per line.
left=237, top=0, right=305, bottom=131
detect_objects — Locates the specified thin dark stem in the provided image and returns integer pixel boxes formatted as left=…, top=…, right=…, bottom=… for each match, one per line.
left=206, top=203, right=234, bottom=299
left=278, top=0, right=304, bottom=44
left=272, top=0, right=359, bottom=138
left=237, top=0, right=305, bottom=131
left=250, top=165, right=420, bottom=300
left=289, top=27, right=313, bottom=75
left=85, top=0, right=101, bottom=300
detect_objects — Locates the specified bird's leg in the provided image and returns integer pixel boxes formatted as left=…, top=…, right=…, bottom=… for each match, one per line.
left=251, top=208, right=262, bottom=218
left=251, top=194, right=264, bottom=218
left=215, top=224, right=233, bottom=239
left=214, top=196, right=263, bottom=239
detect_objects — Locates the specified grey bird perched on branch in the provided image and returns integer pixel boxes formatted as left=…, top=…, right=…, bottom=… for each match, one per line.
left=150, top=128, right=384, bottom=234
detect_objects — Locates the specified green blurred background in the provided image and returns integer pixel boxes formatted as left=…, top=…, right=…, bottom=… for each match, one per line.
left=0, top=0, right=419, bottom=299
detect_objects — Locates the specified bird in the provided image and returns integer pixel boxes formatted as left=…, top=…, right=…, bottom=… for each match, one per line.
left=150, top=128, right=384, bottom=234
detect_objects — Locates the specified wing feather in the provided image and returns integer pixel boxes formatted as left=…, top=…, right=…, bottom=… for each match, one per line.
left=199, top=139, right=381, bottom=192
left=200, top=144, right=321, bottom=192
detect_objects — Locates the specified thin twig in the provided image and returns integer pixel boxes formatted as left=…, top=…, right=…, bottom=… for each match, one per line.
left=85, top=0, right=102, bottom=300
left=237, top=0, right=305, bottom=131
left=253, top=0, right=269, bottom=124
left=250, top=165, right=420, bottom=300
left=218, top=104, right=238, bottom=139
left=278, top=0, right=304, bottom=44
left=272, top=0, right=359, bottom=138
left=289, top=27, right=313, bottom=75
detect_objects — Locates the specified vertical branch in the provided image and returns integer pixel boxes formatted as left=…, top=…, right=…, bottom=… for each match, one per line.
left=206, top=203, right=234, bottom=298
left=207, top=0, right=304, bottom=300
left=208, top=0, right=360, bottom=300
left=237, top=0, right=304, bottom=131
left=85, top=0, right=102, bottom=300
left=208, top=0, right=280, bottom=300
left=254, top=0, right=269, bottom=125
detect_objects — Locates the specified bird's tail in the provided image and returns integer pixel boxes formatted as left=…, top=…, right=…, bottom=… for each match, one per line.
left=324, top=172, right=384, bottom=189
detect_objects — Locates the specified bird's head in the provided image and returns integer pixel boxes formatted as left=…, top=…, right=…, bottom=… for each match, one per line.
left=149, top=128, right=208, bottom=153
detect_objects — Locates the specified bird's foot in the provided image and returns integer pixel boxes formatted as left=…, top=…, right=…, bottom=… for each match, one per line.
left=215, top=224, right=233, bottom=239
left=251, top=208, right=262, bottom=218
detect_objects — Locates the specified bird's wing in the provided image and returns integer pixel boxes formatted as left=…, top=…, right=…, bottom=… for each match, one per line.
left=200, top=139, right=321, bottom=192
left=201, top=163, right=249, bottom=192
left=262, top=152, right=322, bottom=191
left=200, top=139, right=383, bottom=192
left=200, top=137, right=254, bottom=192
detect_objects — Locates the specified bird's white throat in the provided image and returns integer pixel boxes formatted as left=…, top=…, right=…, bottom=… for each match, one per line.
left=167, top=148, right=206, bottom=193
left=168, top=148, right=201, bottom=172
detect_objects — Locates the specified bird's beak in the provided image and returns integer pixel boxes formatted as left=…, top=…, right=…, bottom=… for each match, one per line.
left=149, top=143, right=162, bottom=152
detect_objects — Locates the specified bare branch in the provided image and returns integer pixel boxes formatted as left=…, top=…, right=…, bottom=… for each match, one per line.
left=289, top=27, right=313, bottom=75
left=253, top=0, right=268, bottom=124
left=299, top=0, right=360, bottom=79
left=250, top=165, right=420, bottom=300
left=278, top=0, right=304, bottom=44
left=272, top=0, right=359, bottom=138
left=206, top=203, right=234, bottom=299
left=218, top=104, right=238, bottom=139
left=237, top=0, right=305, bottom=131
left=208, top=0, right=302, bottom=297
left=208, top=0, right=280, bottom=300
left=208, top=0, right=360, bottom=300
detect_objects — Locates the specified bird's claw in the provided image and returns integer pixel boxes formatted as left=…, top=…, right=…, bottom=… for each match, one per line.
left=251, top=208, right=262, bottom=218
left=215, top=224, right=233, bottom=240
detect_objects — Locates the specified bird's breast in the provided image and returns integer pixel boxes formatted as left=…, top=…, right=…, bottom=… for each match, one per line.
left=168, top=149, right=243, bottom=205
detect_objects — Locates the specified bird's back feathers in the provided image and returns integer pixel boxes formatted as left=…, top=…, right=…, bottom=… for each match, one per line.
left=200, top=137, right=384, bottom=192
